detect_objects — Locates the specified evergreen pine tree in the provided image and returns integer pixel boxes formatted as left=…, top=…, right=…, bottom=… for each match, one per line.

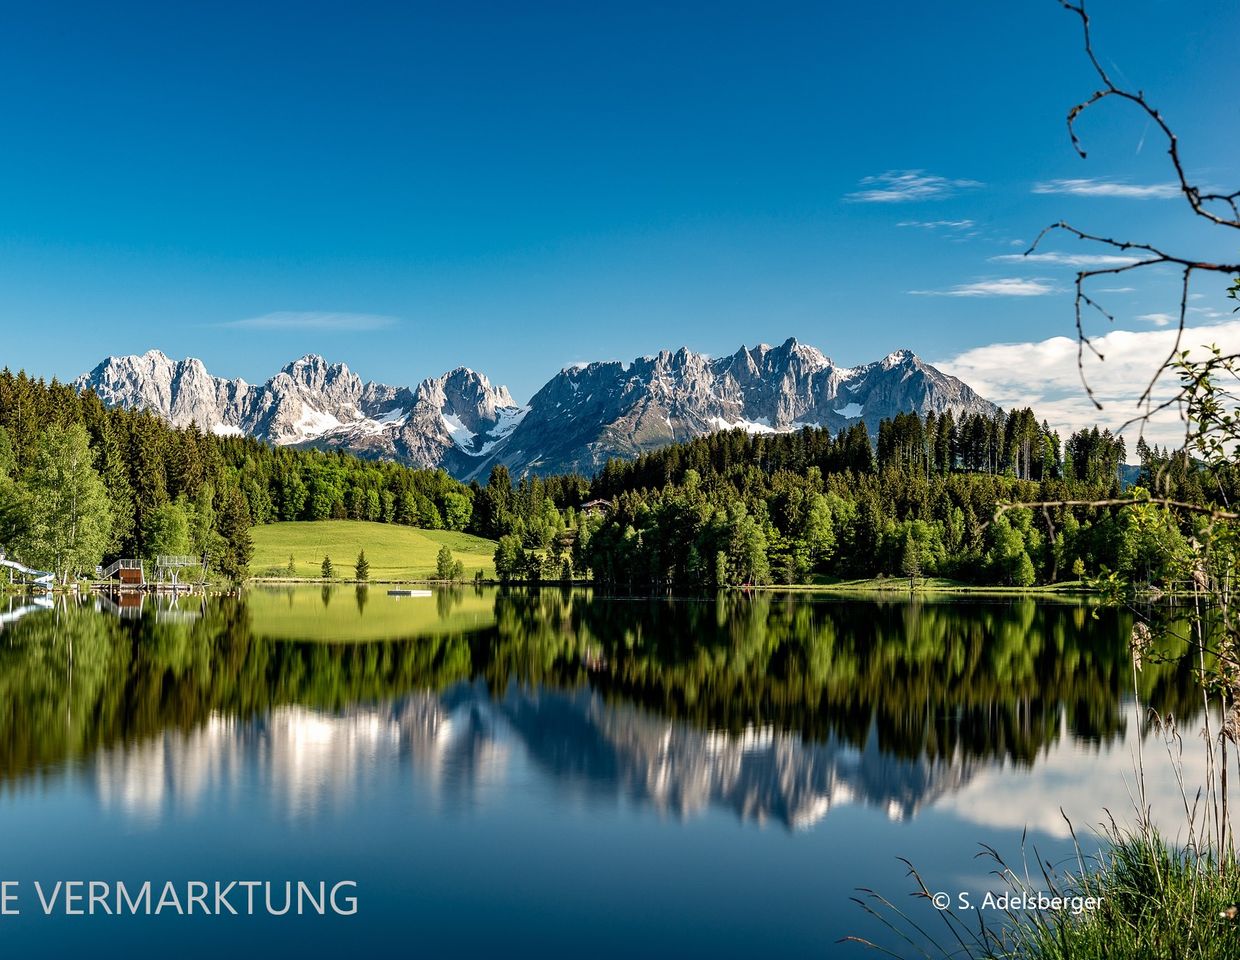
left=215, top=485, right=252, bottom=581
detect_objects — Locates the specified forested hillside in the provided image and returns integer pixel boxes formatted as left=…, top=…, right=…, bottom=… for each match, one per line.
left=0, top=367, right=1213, bottom=589
left=550, top=410, right=1165, bottom=589
left=0, top=370, right=483, bottom=581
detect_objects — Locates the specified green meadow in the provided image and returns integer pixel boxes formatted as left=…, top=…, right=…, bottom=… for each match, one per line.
left=250, top=520, right=498, bottom=581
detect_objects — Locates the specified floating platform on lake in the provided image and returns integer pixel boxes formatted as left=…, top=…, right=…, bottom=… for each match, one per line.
left=387, top=589, right=433, bottom=598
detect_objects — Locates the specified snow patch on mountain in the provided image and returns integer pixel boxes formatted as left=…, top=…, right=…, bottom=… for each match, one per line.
left=441, top=412, right=476, bottom=451
left=375, top=408, right=408, bottom=425
left=75, top=336, right=997, bottom=479
left=293, top=408, right=343, bottom=439
left=709, top=416, right=777, bottom=434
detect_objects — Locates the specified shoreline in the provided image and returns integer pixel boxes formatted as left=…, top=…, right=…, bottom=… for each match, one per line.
left=760, top=578, right=1099, bottom=597
left=248, top=577, right=1106, bottom=600
left=13, top=578, right=1192, bottom=604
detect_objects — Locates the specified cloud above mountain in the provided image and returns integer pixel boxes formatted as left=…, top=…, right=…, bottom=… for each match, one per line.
left=1031, top=178, right=1180, bottom=199
left=909, top=278, right=1059, bottom=297
left=988, top=251, right=1141, bottom=267
left=845, top=170, right=982, bottom=203
left=938, top=320, right=1240, bottom=447
left=896, top=219, right=976, bottom=230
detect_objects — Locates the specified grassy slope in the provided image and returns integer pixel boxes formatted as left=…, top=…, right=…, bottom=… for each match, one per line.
left=250, top=520, right=497, bottom=580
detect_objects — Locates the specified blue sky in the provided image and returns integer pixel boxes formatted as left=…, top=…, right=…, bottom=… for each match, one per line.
left=1, top=0, right=1237, bottom=436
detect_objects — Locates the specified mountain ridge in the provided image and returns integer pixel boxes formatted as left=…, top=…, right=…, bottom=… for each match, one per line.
left=73, top=338, right=998, bottom=478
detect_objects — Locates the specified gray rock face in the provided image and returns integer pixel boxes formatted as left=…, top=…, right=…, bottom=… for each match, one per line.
left=74, top=338, right=996, bottom=478
left=76, top=350, right=254, bottom=432
left=471, top=338, right=997, bottom=478
left=73, top=350, right=519, bottom=467
left=306, top=368, right=522, bottom=474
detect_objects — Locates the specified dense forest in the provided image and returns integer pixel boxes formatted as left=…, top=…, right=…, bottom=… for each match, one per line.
left=0, top=369, right=482, bottom=582
left=0, top=367, right=1222, bottom=588
left=547, top=413, right=1212, bottom=590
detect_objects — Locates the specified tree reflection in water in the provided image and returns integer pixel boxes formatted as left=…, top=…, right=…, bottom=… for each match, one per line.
left=0, top=589, right=1204, bottom=829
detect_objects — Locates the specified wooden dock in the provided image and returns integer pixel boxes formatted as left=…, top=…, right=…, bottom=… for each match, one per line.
left=98, top=557, right=207, bottom=594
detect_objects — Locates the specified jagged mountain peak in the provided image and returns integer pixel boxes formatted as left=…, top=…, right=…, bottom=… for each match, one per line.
left=282, top=352, right=329, bottom=371
left=75, top=337, right=997, bottom=479
left=719, top=337, right=829, bottom=376
left=278, top=354, right=357, bottom=388
left=415, top=366, right=513, bottom=404
left=88, top=348, right=172, bottom=373
left=780, top=336, right=830, bottom=366
left=411, top=367, right=517, bottom=437
left=461, top=338, right=996, bottom=479
left=74, top=351, right=518, bottom=454
left=880, top=348, right=918, bottom=367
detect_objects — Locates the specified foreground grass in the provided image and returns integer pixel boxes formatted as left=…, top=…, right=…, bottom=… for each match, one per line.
left=250, top=520, right=497, bottom=580
left=855, top=827, right=1240, bottom=959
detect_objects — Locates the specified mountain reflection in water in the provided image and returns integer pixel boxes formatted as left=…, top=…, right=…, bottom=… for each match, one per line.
left=0, top=588, right=1204, bottom=831
left=88, top=689, right=974, bottom=830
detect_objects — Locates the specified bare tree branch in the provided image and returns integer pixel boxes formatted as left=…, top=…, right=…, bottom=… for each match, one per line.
left=1023, top=3, right=1240, bottom=442
left=1060, top=0, right=1240, bottom=228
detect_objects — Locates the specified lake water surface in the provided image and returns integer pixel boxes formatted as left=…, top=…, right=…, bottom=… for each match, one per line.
left=0, top=588, right=1210, bottom=957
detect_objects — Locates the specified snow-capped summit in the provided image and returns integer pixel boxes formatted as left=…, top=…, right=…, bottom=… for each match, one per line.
left=73, top=353, right=522, bottom=469
left=75, top=350, right=253, bottom=437
left=880, top=348, right=917, bottom=369
left=468, top=338, right=994, bottom=478
left=311, top=366, right=522, bottom=470
left=74, top=338, right=997, bottom=478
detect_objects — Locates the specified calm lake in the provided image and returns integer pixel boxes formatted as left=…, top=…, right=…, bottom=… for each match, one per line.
left=0, top=588, right=1209, bottom=957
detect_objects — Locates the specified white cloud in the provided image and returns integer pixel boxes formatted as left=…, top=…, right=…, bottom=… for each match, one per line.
left=909, top=278, right=1059, bottom=297
left=1136, top=312, right=1175, bottom=327
left=1098, top=286, right=1137, bottom=293
left=222, top=311, right=398, bottom=331
left=1032, top=178, right=1180, bottom=199
left=989, top=252, right=1141, bottom=267
left=845, top=170, right=982, bottom=203
left=896, top=219, right=977, bottom=230
left=937, top=320, right=1240, bottom=447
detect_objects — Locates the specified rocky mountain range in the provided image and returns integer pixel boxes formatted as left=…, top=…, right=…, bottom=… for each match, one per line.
left=73, top=338, right=997, bottom=479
